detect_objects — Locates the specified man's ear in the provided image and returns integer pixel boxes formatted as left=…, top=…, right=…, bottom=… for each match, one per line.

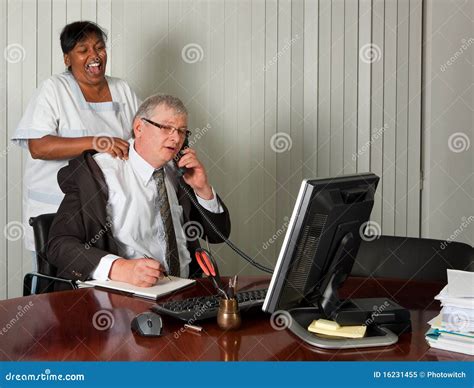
left=63, top=53, right=70, bottom=67
left=132, top=118, right=142, bottom=139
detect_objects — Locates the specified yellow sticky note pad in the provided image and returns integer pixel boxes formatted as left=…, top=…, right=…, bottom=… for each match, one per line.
left=308, top=319, right=367, bottom=339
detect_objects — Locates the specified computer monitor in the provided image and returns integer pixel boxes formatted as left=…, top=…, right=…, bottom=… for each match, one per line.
left=262, top=173, right=379, bottom=318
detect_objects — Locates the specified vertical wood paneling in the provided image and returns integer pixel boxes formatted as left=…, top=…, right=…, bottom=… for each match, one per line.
left=66, top=0, right=81, bottom=23
left=317, top=0, right=331, bottom=177
left=237, top=0, right=256, bottom=274
left=263, top=0, right=278, bottom=271
left=81, top=0, right=97, bottom=22
left=330, top=0, right=344, bottom=176
left=110, top=0, right=124, bottom=78
left=51, top=0, right=66, bottom=75
left=6, top=0, right=24, bottom=297
left=289, top=0, right=304, bottom=215
left=303, top=0, right=318, bottom=179
left=395, top=0, right=409, bottom=235
left=275, top=0, right=292, bottom=229
left=343, top=0, right=358, bottom=174
left=1, top=0, right=425, bottom=297
left=370, top=0, right=385, bottom=230
left=383, top=0, right=398, bottom=235
left=0, top=0, right=7, bottom=299
left=97, top=0, right=111, bottom=76
left=206, top=1, right=229, bottom=268
left=222, top=0, right=239, bottom=273
left=407, top=0, right=422, bottom=237
left=37, top=0, right=52, bottom=84
left=121, top=0, right=141, bottom=95
left=357, top=0, right=371, bottom=173
left=139, top=0, right=167, bottom=98
left=249, top=0, right=267, bottom=273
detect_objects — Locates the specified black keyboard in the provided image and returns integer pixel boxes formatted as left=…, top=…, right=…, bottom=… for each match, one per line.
left=151, top=288, right=268, bottom=321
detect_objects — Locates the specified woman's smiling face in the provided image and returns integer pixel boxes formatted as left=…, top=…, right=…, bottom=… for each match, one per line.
left=63, top=34, right=107, bottom=86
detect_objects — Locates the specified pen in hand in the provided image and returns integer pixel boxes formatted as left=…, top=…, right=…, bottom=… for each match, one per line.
left=143, top=254, right=172, bottom=281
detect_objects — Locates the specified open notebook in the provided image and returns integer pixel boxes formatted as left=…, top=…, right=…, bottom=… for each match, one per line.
left=78, top=276, right=196, bottom=300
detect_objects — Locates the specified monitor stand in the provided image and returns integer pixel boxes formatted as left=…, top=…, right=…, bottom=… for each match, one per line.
left=278, top=231, right=406, bottom=349
left=284, top=306, right=399, bottom=349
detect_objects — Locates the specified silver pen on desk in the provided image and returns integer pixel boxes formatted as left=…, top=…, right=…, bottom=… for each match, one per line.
left=143, top=254, right=172, bottom=281
left=184, top=323, right=203, bottom=332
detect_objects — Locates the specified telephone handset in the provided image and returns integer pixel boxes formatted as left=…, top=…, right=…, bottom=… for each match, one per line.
left=174, top=136, right=189, bottom=177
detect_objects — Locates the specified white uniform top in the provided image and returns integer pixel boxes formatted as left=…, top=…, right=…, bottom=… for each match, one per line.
left=11, top=71, right=141, bottom=250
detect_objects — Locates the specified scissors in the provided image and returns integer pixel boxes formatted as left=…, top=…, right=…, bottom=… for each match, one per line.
left=195, top=248, right=229, bottom=299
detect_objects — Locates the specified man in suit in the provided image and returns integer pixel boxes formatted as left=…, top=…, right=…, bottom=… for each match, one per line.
left=47, top=95, right=230, bottom=287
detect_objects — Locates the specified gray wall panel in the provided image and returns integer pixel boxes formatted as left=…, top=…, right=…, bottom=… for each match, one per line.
left=1, top=0, right=427, bottom=298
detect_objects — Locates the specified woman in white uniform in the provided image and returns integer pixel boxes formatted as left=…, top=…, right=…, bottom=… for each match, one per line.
left=11, top=21, right=140, bottom=255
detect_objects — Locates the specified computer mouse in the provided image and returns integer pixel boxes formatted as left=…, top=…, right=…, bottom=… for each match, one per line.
left=131, top=312, right=163, bottom=337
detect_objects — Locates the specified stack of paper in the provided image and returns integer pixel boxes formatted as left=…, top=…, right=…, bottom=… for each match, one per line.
left=425, top=269, right=474, bottom=355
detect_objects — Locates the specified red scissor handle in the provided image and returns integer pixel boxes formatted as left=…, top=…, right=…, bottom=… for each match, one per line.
left=195, top=250, right=216, bottom=277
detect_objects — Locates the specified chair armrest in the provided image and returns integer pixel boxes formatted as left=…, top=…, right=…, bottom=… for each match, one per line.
left=23, top=272, right=78, bottom=296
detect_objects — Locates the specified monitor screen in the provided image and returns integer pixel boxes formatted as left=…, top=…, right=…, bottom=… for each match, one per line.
left=262, top=173, right=379, bottom=317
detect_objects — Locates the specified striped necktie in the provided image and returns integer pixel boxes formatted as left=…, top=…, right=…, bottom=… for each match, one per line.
left=152, top=168, right=180, bottom=276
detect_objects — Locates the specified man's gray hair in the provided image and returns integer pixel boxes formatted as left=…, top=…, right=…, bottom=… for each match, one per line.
left=133, top=94, right=188, bottom=123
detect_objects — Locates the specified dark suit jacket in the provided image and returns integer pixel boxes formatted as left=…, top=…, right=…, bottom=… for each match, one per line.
left=47, top=151, right=231, bottom=282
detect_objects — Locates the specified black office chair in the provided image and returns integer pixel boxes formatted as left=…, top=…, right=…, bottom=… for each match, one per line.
left=23, top=214, right=77, bottom=296
left=352, top=235, right=474, bottom=282
left=23, top=213, right=203, bottom=296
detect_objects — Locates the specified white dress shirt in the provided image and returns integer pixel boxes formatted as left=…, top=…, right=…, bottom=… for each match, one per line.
left=92, top=139, right=223, bottom=280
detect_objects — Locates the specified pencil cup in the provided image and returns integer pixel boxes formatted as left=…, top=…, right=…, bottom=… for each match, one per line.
left=217, top=298, right=241, bottom=330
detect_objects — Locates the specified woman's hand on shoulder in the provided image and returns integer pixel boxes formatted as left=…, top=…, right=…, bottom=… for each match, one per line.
left=92, top=136, right=130, bottom=160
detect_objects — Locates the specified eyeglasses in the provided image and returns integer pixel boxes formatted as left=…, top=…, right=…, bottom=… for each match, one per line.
left=141, top=118, right=190, bottom=138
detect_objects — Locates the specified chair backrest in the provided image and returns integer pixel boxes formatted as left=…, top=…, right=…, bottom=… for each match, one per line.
left=352, top=235, right=474, bottom=282
left=29, top=213, right=58, bottom=293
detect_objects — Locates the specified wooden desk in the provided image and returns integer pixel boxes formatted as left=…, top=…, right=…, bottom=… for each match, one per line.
left=0, top=277, right=472, bottom=361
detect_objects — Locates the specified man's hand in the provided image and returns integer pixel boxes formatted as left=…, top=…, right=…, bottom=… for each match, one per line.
left=109, top=258, right=166, bottom=287
left=177, top=148, right=214, bottom=199
left=92, top=136, right=130, bottom=160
